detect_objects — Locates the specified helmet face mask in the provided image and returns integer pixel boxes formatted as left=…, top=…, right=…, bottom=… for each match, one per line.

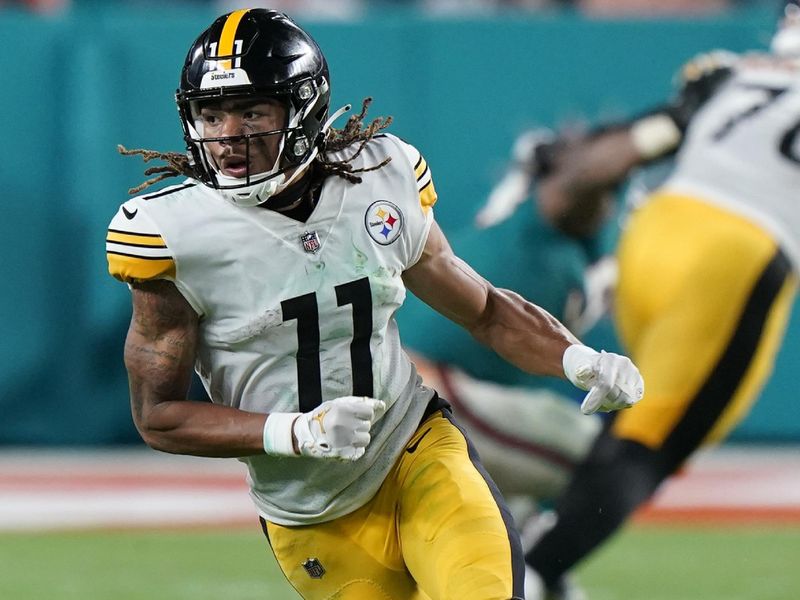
left=176, top=9, right=331, bottom=206
left=189, top=111, right=288, bottom=193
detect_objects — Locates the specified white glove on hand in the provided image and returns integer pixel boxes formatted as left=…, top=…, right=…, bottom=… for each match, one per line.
left=562, top=344, right=644, bottom=415
left=263, top=396, right=386, bottom=461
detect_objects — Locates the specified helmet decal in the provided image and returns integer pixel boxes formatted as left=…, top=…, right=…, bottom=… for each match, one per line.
left=200, top=68, right=251, bottom=89
left=214, top=8, right=249, bottom=70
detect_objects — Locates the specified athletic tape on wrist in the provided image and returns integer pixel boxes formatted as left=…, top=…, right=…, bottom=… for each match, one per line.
left=262, top=412, right=301, bottom=455
left=630, top=114, right=682, bottom=160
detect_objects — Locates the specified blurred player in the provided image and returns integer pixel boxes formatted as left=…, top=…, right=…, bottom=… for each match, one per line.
left=522, top=5, right=800, bottom=598
left=105, top=8, right=643, bottom=600
left=400, top=137, right=620, bottom=522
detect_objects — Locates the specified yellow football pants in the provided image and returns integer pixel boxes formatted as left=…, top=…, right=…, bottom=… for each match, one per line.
left=261, top=409, right=523, bottom=600
left=613, top=192, right=797, bottom=456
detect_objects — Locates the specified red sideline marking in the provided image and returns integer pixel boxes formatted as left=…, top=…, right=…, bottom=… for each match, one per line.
left=2, top=448, right=798, bottom=529
left=634, top=506, right=800, bottom=525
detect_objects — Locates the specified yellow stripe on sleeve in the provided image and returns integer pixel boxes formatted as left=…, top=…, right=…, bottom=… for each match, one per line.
left=107, top=252, right=176, bottom=283
left=414, top=156, right=427, bottom=180
left=419, top=180, right=437, bottom=214
left=107, top=230, right=168, bottom=248
left=218, top=9, right=250, bottom=70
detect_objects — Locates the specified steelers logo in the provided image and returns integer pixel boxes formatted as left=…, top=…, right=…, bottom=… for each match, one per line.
left=365, top=200, right=404, bottom=245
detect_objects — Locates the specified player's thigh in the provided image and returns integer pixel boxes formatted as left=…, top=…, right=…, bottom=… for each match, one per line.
left=262, top=496, right=428, bottom=600
left=616, top=272, right=795, bottom=458
left=614, top=193, right=796, bottom=453
left=397, top=411, right=524, bottom=600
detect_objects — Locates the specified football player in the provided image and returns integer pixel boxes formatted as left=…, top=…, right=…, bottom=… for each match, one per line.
left=106, top=9, right=643, bottom=600
left=521, top=5, right=800, bottom=599
left=400, top=143, right=615, bottom=524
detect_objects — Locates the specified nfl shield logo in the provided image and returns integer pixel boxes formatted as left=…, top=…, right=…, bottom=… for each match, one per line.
left=301, top=230, right=321, bottom=254
left=302, top=557, right=326, bottom=579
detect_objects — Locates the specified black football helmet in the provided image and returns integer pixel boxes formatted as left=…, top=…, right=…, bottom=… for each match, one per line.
left=176, top=9, right=331, bottom=206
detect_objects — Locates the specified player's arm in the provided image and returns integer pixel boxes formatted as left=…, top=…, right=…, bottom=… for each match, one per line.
left=125, top=279, right=268, bottom=457
left=537, top=50, right=735, bottom=237
left=537, top=127, right=642, bottom=237
left=125, top=279, right=383, bottom=460
left=402, top=222, right=643, bottom=414
left=403, top=222, right=575, bottom=377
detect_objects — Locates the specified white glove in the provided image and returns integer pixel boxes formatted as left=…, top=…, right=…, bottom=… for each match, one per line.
left=263, top=396, right=386, bottom=461
left=562, top=344, right=644, bottom=415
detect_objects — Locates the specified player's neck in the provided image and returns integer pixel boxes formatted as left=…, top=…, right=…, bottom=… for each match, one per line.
left=262, top=169, right=322, bottom=222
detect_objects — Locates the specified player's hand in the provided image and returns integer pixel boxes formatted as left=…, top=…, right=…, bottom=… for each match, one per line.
left=294, top=396, right=386, bottom=460
left=262, top=396, right=386, bottom=460
left=562, top=344, right=644, bottom=415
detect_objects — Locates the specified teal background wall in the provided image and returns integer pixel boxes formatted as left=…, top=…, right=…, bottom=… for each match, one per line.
left=1, top=6, right=797, bottom=444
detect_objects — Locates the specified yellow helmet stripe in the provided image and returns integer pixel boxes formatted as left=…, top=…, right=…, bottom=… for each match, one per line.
left=218, top=9, right=250, bottom=70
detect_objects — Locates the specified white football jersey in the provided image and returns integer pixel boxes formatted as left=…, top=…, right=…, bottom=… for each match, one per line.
left=664, top=53, right=800, bottom=271
left=107, top=133, right=439, bottom=525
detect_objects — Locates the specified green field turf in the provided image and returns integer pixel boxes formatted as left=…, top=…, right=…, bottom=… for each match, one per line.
left=0, top=524, right=797, bottom=599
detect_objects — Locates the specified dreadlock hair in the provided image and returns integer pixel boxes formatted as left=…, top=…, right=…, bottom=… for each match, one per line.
left=119, top=97, right=393, bottom=196
left=316, top=97, right=392, bottom=183
left=117, top=146, right=194, bottom=195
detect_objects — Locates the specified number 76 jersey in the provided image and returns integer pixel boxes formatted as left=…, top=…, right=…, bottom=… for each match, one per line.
left=107, top=133, right=439, bottom=525
left=666, top=54, right=800, bottom=271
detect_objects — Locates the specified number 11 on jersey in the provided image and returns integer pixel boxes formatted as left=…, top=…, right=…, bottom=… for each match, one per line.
left=281, top=277, right=374, bottom=411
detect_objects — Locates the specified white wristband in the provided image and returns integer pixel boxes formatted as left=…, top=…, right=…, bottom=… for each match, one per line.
left=262, top=412, right=301, bottom=455
left=630, top=114, right=682, bottom=160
